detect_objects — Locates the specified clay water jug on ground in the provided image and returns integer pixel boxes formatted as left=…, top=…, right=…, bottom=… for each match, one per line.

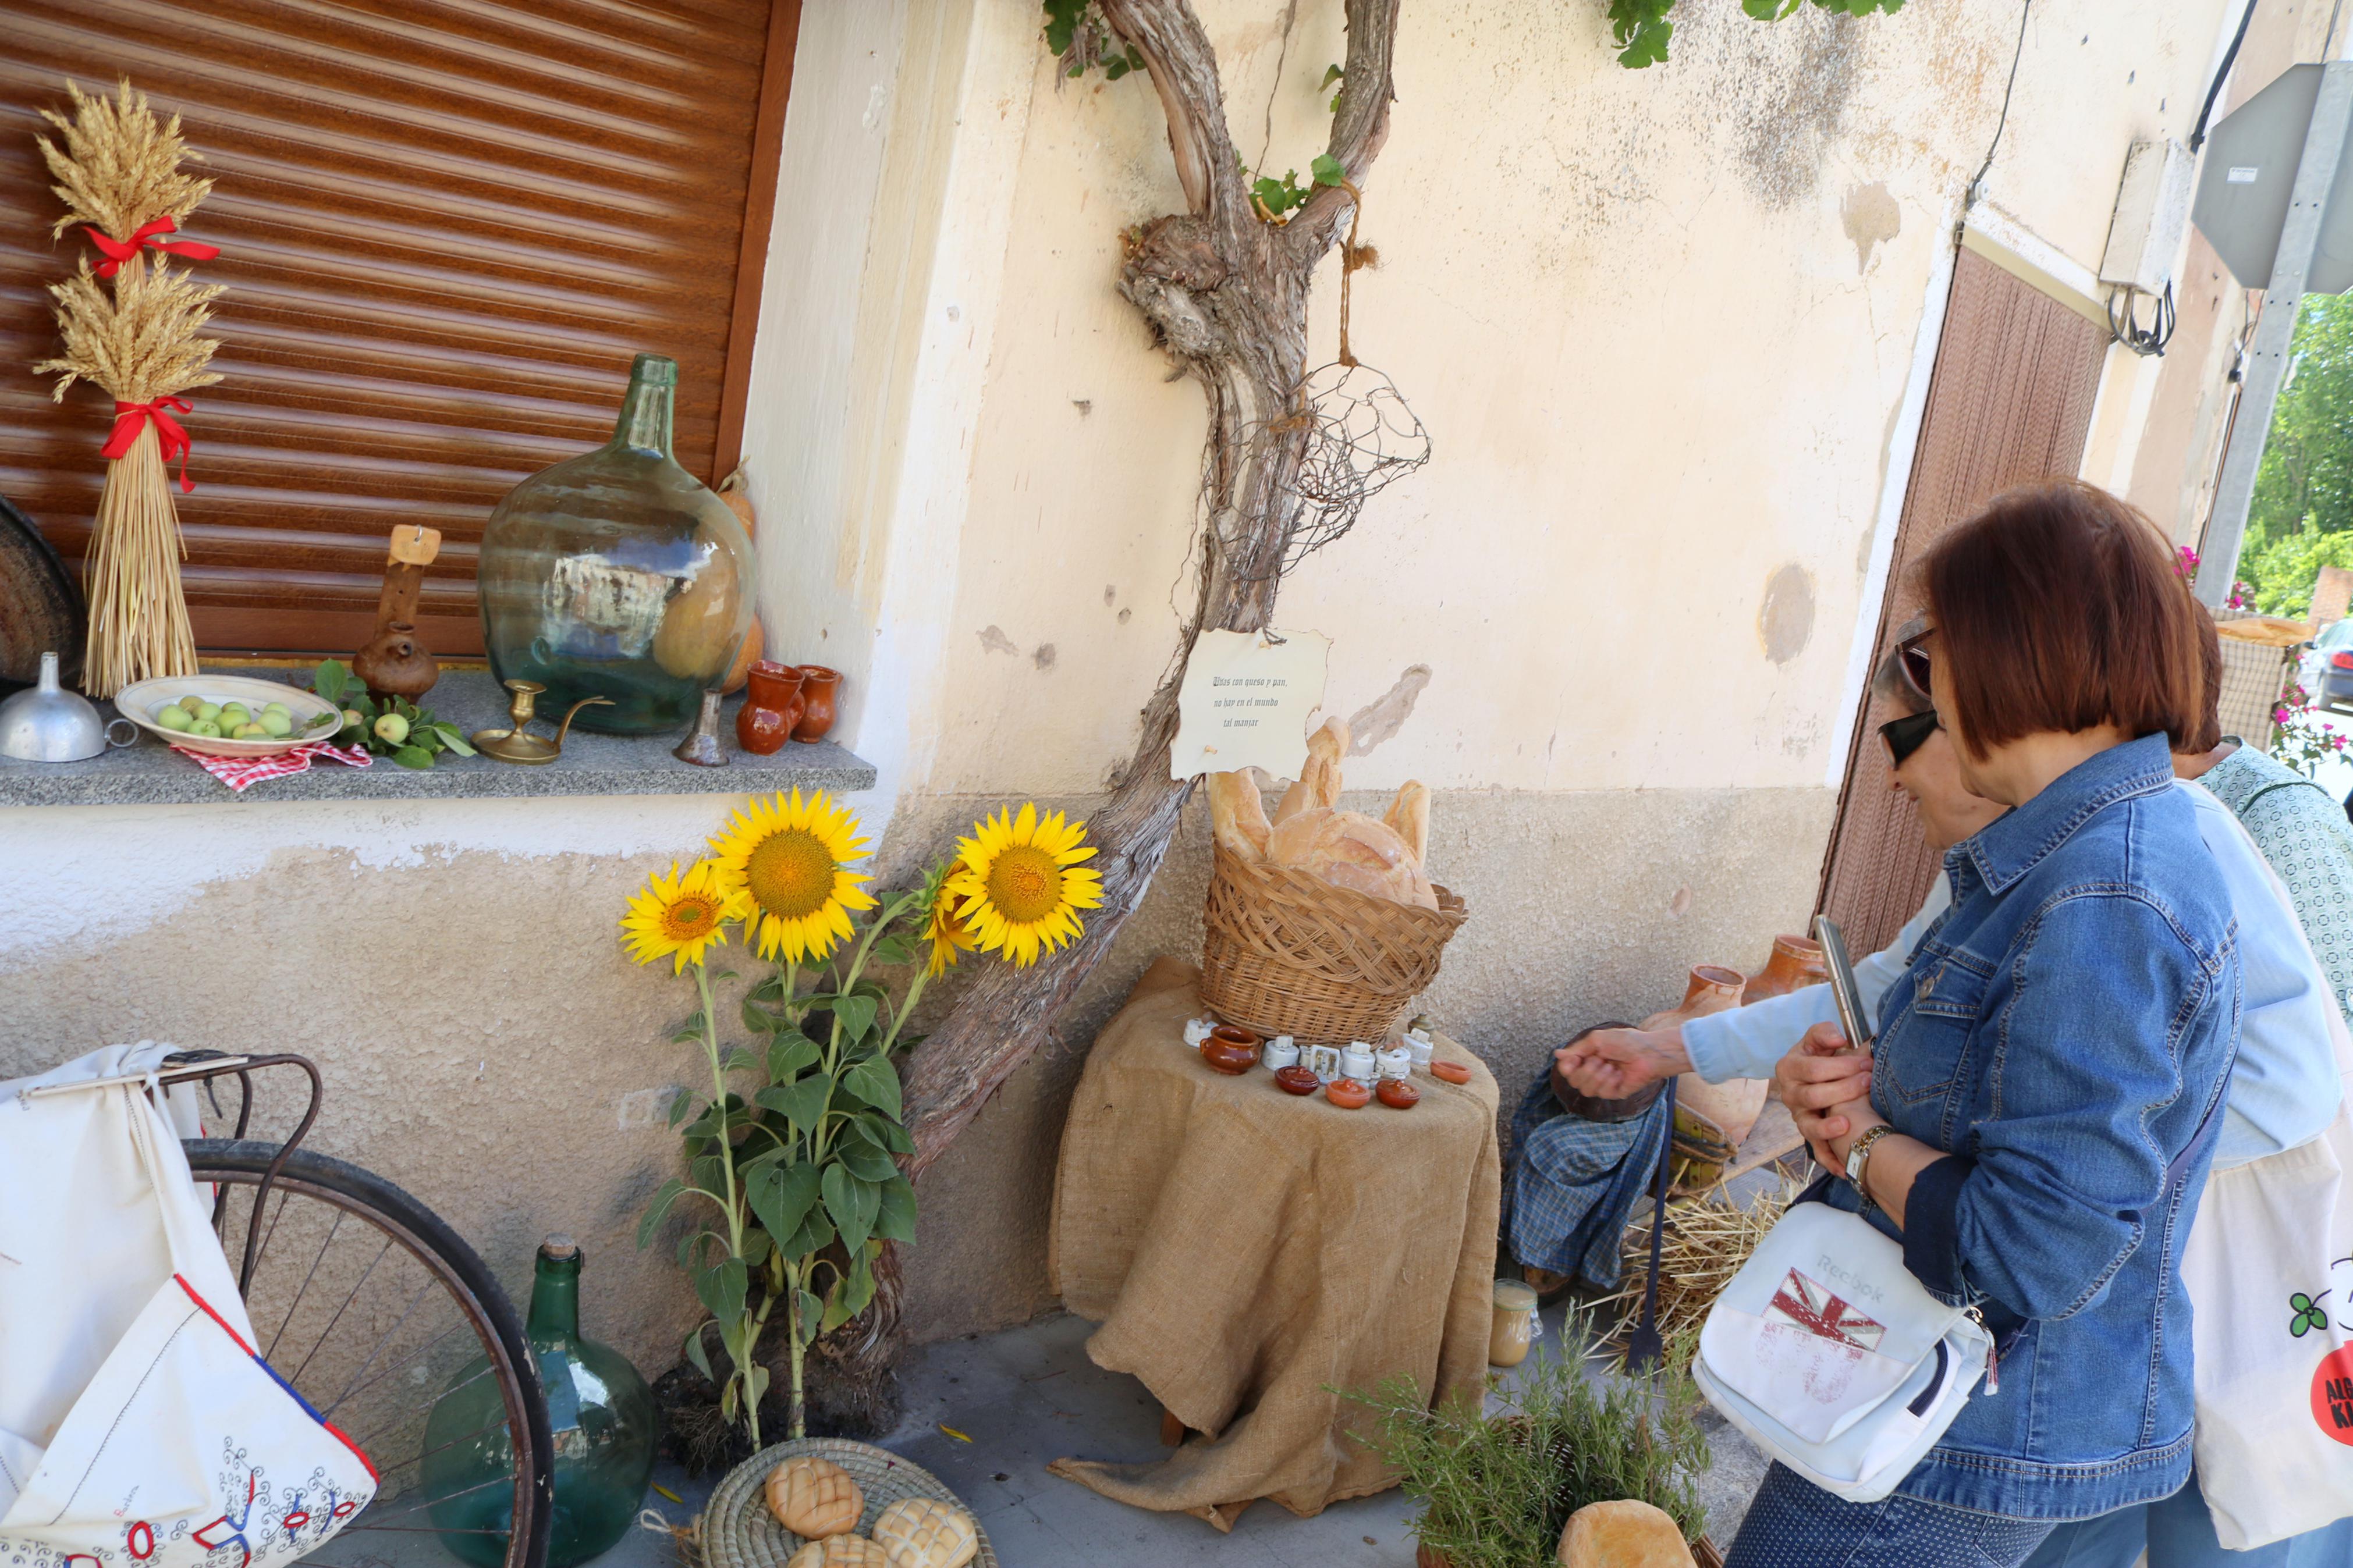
left=1745, top=933, right=1828, bottom=1001
left=1648, top=965, right=1768, bottom=1149
left=1641, top=964, right=1745, bottom=1029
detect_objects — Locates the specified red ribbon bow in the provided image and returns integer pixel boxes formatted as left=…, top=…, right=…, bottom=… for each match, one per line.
left=86, top=216, right=221, bottom=278
left=101, top=397, right=197, bottom=493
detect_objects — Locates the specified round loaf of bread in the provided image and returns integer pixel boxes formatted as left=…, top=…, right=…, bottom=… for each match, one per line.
left=871, top=1497, right=980, bottom=1568
left=783, top=1535, right=893, bottom=1568
left=765, top=1455, right=864, bottom=1540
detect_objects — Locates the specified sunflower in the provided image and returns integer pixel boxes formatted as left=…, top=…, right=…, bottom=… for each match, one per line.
left=620, top=860, right=747, bottom=973
left=921, top=861, right=979, bottom=977
left=945, top=803, right=1104, bottom=968
left=707, top=790, right=876, bottom=963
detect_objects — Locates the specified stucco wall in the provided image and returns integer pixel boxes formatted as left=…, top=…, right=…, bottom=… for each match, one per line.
left=0, top=0, right=2275, bottom=1376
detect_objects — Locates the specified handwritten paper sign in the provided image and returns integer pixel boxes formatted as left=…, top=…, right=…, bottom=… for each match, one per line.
left=1169, top=628, right=1330, bottom=780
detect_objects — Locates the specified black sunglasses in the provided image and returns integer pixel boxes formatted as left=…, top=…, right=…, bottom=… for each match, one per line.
left=1896, top=626, right=1935, bottom=705
left=1879, top=708, right=1940, bottom=769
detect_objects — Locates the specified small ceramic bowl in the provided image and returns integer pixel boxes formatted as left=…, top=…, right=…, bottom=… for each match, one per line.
left=1429, top=1059, right=1472, bottom=1086
left=115, top=674, right=345, bottom=759
left=1326, top=1076, right=1372, bottom=1110
left=1376, top=1078, right=1421, bottom=1110
left=1273, top=1065, right=1321, bottom=1096
left=1201, top=1032, right=1260, bottom=1075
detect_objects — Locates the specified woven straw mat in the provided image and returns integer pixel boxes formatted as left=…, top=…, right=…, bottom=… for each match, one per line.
left=703, top=1439, right=998, bottom=1568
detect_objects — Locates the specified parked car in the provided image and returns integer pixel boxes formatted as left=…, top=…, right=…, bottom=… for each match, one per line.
left=2303, top=619, right=2353, bottom=709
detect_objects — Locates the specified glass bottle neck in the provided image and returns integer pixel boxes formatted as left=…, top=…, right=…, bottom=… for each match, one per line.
left=527, top=1256, right=581, bottom=1339
left=609, top=375, right=675, bottom=458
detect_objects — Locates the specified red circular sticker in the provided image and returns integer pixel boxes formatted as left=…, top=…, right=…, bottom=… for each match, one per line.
left=2313, top=1345, right=2353, bottom=1446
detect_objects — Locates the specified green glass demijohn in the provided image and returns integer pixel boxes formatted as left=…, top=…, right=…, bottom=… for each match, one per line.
left=421, top=1235, right=657, bottom=1568
left=475, top=353, right=756, bottom=734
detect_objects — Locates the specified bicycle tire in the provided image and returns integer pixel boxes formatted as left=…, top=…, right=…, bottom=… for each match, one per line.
left=183, top=1140, right=554, bottom=1568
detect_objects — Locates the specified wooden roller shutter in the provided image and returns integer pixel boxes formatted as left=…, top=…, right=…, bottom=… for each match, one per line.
left=1815, top=244, right=2109, bottom=955
left=0, top=0, right=798, bottom=657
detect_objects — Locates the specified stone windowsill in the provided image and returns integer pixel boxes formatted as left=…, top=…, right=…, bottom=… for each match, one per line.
left=0, top=668, right=875, bottom=807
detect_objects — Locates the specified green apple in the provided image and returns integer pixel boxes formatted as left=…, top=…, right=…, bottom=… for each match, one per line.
left=194, top=701, right=222, bottom=723
left=155, top=705, right=193, bottom=732
left=190, top=720, right=222, bottom=738
left=178, top=695, right=205, bottom=716
left=236, top=722, right=270, bottom=739
left=260, top=712, right=293, bottom=737
left=373, top=713, right=411, bottom=745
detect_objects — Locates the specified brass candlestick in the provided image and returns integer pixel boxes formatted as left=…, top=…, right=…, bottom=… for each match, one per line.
left=473, top=679, right=611, bottom=765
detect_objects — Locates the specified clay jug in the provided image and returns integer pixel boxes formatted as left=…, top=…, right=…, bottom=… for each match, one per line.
left=354, top=620, right=439, bottom=702
left=735, top=661, right=804, bottom=755
left=1745, top=933, right=1828, bottom=1001
left=1642, top=964, right=1745, bottom=1029
left=792, top=665, right=840, bottom=742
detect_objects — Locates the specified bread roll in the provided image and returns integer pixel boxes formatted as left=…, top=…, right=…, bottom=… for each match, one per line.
left=785, top=1538, right=893, bottom=1568
left=1268, top=808, right=1438, bottom=909
left=766, top=1456, right=864, bottom=1540
left=1206, top=770, right=1270, bottom=860
left=1384, top=781, right=1430, bottom=866
left=1272, top=771, right=1313, bottom=826
left=872, top=1498, right=980, bottom=1568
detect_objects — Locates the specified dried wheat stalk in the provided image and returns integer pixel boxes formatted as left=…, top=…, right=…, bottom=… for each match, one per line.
left=1597, top=1178, right=1799, bottom=1347
left=37, top=77, right=211, bottom=241
left=34, top=256, right=222, bottom=696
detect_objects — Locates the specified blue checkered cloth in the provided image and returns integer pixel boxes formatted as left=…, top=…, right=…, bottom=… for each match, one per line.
left=1502, top=1061, right=1672, bottom=1291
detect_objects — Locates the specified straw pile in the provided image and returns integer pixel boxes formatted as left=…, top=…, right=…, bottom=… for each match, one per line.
left=30, top=79, right=221, bottom=696
left=1596, top=1177, right=1798, bottom=1347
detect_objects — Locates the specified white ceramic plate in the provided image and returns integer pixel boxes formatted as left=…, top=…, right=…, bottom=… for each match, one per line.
left=115, top=674, right=345, bottom=759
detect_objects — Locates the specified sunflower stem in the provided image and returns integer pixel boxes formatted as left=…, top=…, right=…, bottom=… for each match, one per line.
left=693, top=958, right=760, bottom=1449
left=878, top=963, right=930, bottom=1059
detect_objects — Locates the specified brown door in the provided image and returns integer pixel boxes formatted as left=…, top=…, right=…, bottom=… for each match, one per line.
left=1815, top=244, right=2109, bottom=954
left=0, top=0, right=798, bottom=656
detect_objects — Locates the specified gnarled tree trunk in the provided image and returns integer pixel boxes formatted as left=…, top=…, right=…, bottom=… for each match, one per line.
left=806, top=0, right=1403, bottom=1427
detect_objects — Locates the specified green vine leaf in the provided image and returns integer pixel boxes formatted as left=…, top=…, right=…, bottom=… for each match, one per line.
left=1311, top=154, right=1346, bottom=189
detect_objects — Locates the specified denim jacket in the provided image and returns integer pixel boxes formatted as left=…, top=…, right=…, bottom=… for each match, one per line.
left=1826, top=734, right=2241, bottom=1520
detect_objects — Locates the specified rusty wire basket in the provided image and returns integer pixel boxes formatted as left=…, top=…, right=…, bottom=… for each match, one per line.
left=1198, top=844, right=1467, bottom=1047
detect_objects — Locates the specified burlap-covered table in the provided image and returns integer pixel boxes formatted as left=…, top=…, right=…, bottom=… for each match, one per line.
left=1045, top=957, right=1502, bottom=1530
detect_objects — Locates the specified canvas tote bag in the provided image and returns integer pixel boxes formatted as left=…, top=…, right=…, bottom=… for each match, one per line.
left=2184, top=971, right=2353, bottom=1548
left=0, top=1047, right=378, bottom=1568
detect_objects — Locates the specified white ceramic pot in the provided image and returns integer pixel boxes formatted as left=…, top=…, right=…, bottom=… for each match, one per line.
left=1375, top=1047, right=1411, bottom=1080
left=1262, top=1039, right=1300, bottom=1072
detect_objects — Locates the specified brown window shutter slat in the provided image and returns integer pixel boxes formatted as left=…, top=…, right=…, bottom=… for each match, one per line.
left=0, top=0, right=792, bottom=656
left=1816, top=247, right=2109, bottom=956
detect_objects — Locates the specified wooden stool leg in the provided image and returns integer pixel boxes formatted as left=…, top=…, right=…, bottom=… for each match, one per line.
left=1159, top=1405, right=1186, bottom=1446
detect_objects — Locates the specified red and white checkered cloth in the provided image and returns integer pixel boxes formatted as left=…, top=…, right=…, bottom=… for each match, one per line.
left=170, top=741, right=374, bottom=793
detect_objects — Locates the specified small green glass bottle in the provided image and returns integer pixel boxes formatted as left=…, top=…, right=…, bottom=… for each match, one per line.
left=422, top=1235, right=658, bottom=1568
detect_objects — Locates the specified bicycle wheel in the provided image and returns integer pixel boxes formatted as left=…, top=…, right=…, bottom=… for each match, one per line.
left=182, top=1140, right=554, bottom=1568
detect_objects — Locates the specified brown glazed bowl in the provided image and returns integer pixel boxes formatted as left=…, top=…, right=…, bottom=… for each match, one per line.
left=1201, top=1033, right=1260, bottom=1075
left=1376, top=1078, right=1421, bottom=1110
left=1429, top=1059, right=1473, bottom=1086
left=1273, top=1065, right=1321, bottom=1096
left=1326, top=1077, right=1372, bottom=1110
left=1208, top=1022, right=1260, bottom=1050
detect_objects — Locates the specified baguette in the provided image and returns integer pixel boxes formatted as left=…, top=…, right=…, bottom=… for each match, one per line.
left=1306, top=717, right=1349, bottom=808
left=1384, top=781, right=1430, bottom=866
left=1206, top=770, right=1271, bottom=859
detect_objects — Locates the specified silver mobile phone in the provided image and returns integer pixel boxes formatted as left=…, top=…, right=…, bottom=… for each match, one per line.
left=1812, top=913, right=1875, bottom=1051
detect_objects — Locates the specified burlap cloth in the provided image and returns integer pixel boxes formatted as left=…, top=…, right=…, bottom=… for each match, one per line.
left=1045, top=957, right=1502, bottom=1530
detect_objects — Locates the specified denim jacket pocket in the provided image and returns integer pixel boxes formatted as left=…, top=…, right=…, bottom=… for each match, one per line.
left=1878, top=950, right=1988, bottom=1105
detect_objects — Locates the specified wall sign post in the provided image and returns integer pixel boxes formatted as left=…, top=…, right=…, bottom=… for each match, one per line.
left=2194, top=59, right=2353, bottom=606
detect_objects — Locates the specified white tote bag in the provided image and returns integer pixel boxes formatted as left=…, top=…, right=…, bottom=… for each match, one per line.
left=0, top=1048, right=379, bottom=1568
left=2184, top=991, right=2353, bottom=1549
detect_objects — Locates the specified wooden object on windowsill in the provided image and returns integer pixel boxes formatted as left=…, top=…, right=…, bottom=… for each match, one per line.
left=353, top=525, right=442, bottom=701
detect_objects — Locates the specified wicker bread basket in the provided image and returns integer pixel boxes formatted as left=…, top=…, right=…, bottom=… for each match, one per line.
left=1198, top=843, right=1467, bottom=1047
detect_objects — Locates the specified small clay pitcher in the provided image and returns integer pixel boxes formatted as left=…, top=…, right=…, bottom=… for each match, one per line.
left=735, top=661, right=805, bottom=755
left=1745, top=933, right=1829, bottom=1001
left=1642, top=963, right=1747, bottom=1029
left=791, top=665, right=840, bottom=742
left=353, top=621, right=439, bottom=702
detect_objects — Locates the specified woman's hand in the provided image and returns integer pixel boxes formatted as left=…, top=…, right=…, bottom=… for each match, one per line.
left=1557, top=1025, right=1689, bottom=1098
left=1774, top=1019, right=1874, bottom=1167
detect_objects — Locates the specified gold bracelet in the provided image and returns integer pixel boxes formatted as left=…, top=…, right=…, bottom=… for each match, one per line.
left=1844, top=1124, right=1897, bottom=1212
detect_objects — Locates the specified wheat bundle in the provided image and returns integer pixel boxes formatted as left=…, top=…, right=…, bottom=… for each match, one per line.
left=30, top=79, right=222, bottom=697
left=1596, top=1178, right=1798, bottom=1348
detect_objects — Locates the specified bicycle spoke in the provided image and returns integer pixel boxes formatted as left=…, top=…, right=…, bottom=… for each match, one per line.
left=359, top=1417, right=512, bottom=1478
left=350, top=1473, right=519, bottom=1522
left=322, top=1319, right=469, bottom=1417
left=247, top=1185, right=295, bottom=1280
left=290, top=1236, right=393, bottom=1386
left=330, top=1274, right=436, bottom=1412
left=265, top=1205, right=347, bottom=1361
left=346, top=1361, right=500, bottom=1449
